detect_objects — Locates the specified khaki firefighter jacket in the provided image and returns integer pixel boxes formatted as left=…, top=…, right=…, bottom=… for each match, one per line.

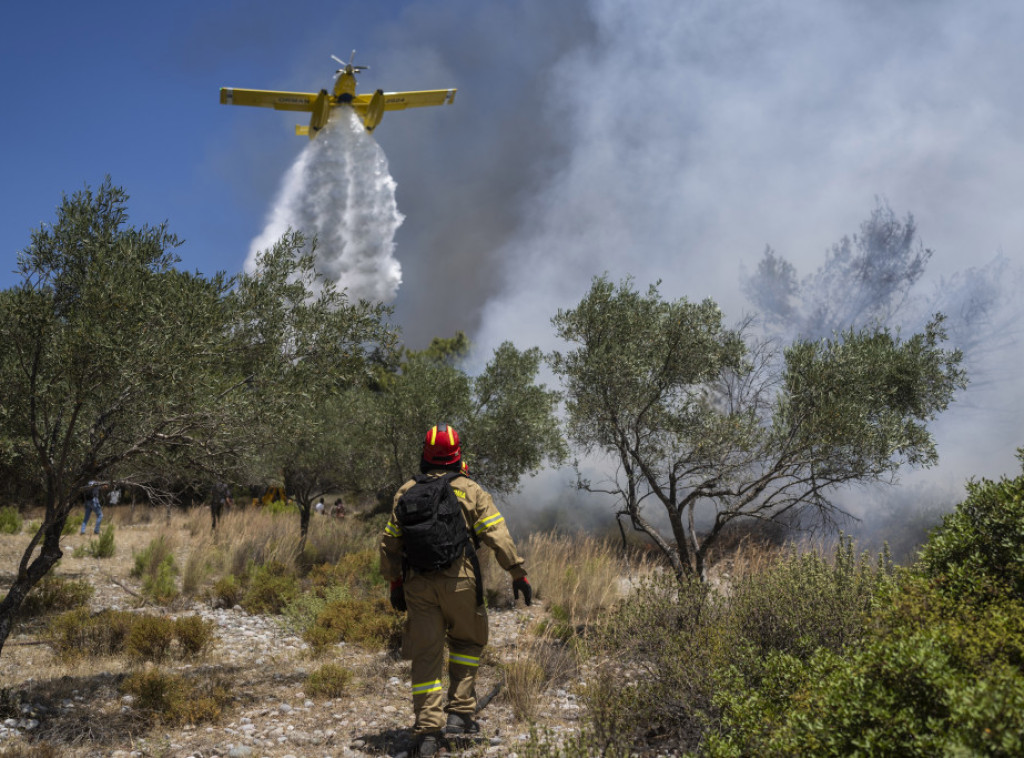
left=380, top=470, right=527, bottom=582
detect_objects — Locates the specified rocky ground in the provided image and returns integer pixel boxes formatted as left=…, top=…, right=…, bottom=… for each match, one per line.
left=0, top=521, right=585, bottom=758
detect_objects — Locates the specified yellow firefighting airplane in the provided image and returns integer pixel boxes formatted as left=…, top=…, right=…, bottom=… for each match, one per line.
left=219, top=52, right=457, bottom=138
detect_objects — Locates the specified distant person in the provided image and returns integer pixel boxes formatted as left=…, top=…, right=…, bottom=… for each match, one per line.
left=80, top=481, right=105, bottom=535
left=332, top=498, right=347, bottom=518
left=315, top=498, right=325, bottom=515
left=210, top=482, right=234, bottom=530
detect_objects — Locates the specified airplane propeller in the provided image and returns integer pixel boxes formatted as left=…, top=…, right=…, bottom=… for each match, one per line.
left=332, top=51, right=368, bottom=74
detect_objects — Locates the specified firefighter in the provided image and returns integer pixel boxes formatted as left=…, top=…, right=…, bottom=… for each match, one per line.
left=380, top=424, right=532, bottom=757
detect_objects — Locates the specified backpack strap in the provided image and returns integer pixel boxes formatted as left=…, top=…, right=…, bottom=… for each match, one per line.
left=439, top=471, right=485, bottom=607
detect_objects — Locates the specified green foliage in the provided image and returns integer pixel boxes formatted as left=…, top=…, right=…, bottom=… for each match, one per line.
left=703, top=492, right=1024, bottom=757
left=173, top=615, right=217, bottom=657
left=310, top=596, right=403, bottom=651
left=550, top=274, right=964, bottom=579
left=210, top=574, right=243, bottom=608
left=45, top=608, right=215, bottom=663
left=263, top=498, right=297, bottom=515
left=45, top=608, right=135, bottom=662
left=18, top=574, right=93, bottom=618
left=76, top=523, right=116, bottom=558
left=304, top=663, right=354, bottom=699
left=0, top=179, right=396, bottom=655
left=241, top=561, right=298, bottom=615
left=130, top=534, right=179, bottom=603
left=144, top=555, right=179, bottom=605
left=725, top=537, right=893, bottom=662
left=121, top=667, right=231, bottom=725
left=919, top=449, right=1024, bottom=600
left=0, top=506, right=22, bottom=534
left=131, top=534, right=174, bottom=579
left=125, top=615, right=176, bottom=662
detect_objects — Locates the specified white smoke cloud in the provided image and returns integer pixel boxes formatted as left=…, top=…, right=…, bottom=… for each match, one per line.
left=246, top=108, right=404, bottom=303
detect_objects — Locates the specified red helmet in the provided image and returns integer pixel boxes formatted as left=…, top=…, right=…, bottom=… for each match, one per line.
left=423, top=424, right=461, bottom=466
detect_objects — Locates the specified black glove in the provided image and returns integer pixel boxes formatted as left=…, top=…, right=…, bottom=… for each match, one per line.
left=512, top=576, right=532, bottom=606
left=389, top=579, right=407, bottom=612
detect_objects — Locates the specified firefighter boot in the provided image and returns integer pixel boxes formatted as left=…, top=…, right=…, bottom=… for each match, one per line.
left=445, top=711, right=480, bottom=735
left=417, top=730, right=447, bottom=756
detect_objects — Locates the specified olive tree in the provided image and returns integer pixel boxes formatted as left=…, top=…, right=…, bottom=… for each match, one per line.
left=550, top=275, right=967, bottom=580
left=0, top=181, right=393, bottom=656
left=365, top=336, right=567, bottom=505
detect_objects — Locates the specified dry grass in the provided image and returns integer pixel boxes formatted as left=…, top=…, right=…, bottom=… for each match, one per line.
left=521, top=533, right=649, bottom=634
left=503, top=625, right=580, bottom=723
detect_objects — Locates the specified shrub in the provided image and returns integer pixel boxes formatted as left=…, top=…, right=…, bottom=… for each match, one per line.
left=706, top=570, right=1024, bottom=756
left=45, top=608, right=135, bottom=662
left=45, top=608, right=214, bottom=663
left=142, top=555, right=180, bottom=604
left=241, top=561, right=298, bottom=615
left=920, top=450, right=1024, bottom=601
left=0, top=506, right=23, bottom=534
left=132, top=534, right=175, bottom=579
left=121, top=667, right=231, bottom=725
left=583, top=572, right=722, bottom=753
left=724, top=537, right=893, bottom=663
left=311, top=596, right=402, bottom=650
left=302, top=624, right=339, bottom=658
left=264, top=499, right=297, bottom=515
left=174, top=615, right=217, bottom=657
left=75, top=524, right=116, bottom=558
left=18, top=575, right=93, bottom=618
left=210, top=574, right=244, bottom=608
left=125, top=615, right=176, bottom=662
left=304, top=663, right=353, bottom=698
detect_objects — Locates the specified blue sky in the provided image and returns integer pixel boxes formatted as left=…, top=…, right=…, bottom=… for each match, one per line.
left=3, top=0, right=1023, bottom=489
left=0, top=1, right=409, bottom=288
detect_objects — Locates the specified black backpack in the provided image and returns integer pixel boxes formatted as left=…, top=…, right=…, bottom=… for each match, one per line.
left=395, top=472, right=470, bottom=572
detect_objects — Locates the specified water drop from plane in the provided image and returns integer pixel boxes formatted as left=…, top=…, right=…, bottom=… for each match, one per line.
left=245, top=108, right=404, bottom=302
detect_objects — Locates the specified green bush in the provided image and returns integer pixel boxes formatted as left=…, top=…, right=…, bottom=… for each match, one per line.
left=18, top=575, right=94, bottom=618
left=210, top=574, right=244, bottom=608
left=125, top=615, right=176, bottom=662
left=241, top=561, right=298, bottom=615
left=264, top=499, right=297, bottom=515
left=725, top=537, right=893, bottom=663
left=45, top=608, right=135, bottom=662
left=310, top=596, right=403, bottom=651
left=142, top=555, right=180, bottom=604
left=132, top=534, right=175, bottom=579
left=174, top=615, right=217, bottom=657
left=75, top=523, right=116, bottom=558
left=920, top=449, right=1024, bottom=601
left=121, top=667, right=231, bottom=725
left=706, top=564, right=1024, bottom=756
left=0, top=506, right=23, bottom=534
left=304, top=663, right=353, bottom=698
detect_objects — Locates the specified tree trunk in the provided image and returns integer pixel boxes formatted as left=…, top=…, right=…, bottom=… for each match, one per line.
left=0, top=520, right=66, bottom=658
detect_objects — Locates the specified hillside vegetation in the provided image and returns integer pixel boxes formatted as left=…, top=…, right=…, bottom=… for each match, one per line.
left=0, top=450, right=1022, bottom=756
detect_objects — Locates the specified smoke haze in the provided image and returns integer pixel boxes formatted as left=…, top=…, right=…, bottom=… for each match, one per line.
left=362, top=0, right=1024, bottom=485
left=248, top=0, right=1023, bottom=534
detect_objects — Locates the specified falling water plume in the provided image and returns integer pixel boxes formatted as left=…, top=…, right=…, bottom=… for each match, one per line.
left=246, top=108, right=405, bottom=303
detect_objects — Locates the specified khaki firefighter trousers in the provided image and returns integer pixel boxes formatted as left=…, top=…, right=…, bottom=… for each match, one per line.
left=402, top=570, right=488, bottom=733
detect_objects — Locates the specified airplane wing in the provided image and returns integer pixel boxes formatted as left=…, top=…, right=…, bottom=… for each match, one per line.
left=349, top=89, right=457, bottom=112
left=219, top=88, right=320, bottom=112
